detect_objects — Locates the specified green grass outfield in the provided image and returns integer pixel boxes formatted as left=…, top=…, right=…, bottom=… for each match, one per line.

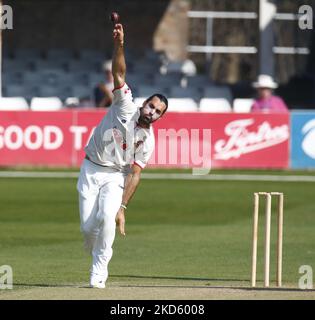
left=0, top=169, right=315, bottom=300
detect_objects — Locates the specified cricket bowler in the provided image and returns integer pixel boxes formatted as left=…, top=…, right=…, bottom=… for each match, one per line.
left=77, top=22, right=168, bottom=288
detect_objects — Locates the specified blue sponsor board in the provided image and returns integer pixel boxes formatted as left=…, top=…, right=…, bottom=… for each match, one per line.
left=291, top=111, right=315, bottom=168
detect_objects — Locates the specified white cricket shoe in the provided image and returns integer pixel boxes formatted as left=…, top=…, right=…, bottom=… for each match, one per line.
left=90, top=279, right=106, bottom=289
left=90, top=273, right=106, bottom=289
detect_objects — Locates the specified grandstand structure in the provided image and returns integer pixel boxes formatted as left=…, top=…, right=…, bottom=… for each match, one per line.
left=0, top=45, right=237, bottom=112
left=0, top=0, right=313, bottom=112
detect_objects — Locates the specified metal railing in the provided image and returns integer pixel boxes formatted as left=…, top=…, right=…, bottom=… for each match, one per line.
left=187, top=10, right=310, bottom=56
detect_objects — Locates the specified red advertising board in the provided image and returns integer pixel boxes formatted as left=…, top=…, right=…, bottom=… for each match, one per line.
left=0, top=110, right=289, bottom=168
left=152, top=112, right=289, bottom=169
left=0, top=110, right=74, bottom=166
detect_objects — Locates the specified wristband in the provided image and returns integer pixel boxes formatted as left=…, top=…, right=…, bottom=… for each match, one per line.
left=120, top=204, right=127, bottom=210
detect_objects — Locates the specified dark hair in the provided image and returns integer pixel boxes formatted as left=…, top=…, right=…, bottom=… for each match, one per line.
left=145, top=93, right=168, bottom=115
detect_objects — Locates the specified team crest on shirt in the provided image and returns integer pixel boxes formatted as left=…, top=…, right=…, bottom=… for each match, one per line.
left=112, top=127, right=127, bottom=150
left=124, top=87, right=130, bottom=94
left=112, top=126, right=147, bottom=152
left=134, top=136, right=147, bottom=150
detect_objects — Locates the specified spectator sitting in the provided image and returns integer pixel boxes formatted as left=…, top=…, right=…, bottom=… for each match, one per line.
left=251, top=74, right=288, bottom=112
left=94, top=60, right=114, bottom=108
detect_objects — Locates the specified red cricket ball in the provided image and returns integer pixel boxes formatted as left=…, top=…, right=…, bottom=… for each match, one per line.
left=110, top=12, right=119, bottom=24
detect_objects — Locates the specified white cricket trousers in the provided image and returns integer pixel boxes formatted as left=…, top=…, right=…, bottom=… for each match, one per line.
left=77, top=159, right=125, bottom=279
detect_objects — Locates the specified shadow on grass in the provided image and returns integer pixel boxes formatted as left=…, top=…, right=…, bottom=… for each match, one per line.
left=13, top=283, right=89, bottom=289
left=12, top=274, right=245, bottom=289
left=116, top=284, right=315, bottom=292
left=112, top=274, right=245, bottom=282
left=111, top=275, right=315, bottom=292
left=12, top=274, right=315, bottom=292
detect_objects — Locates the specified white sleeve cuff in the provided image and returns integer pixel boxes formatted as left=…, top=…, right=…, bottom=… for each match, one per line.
left=134, top=161, right=145, bottom=169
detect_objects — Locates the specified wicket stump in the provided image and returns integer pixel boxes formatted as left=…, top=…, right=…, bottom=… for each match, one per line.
left=251, top=192, right=284, bottom=288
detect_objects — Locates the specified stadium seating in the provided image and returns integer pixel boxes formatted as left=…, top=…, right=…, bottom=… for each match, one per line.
left=233, top=98, right=254, bottom=113
left=33, top=60, right=65, bottom=71
left=203, top=86, right=233, bottom=102
left=127, top=74, right=152, bottom=88
left=154, top=73, right=182, bottom=87
left=56, top=72, right=80, bottom=85
left=3, top=59, right=32, bottom=73
left=169, top=86, right=200, bottom=100
left=199, top=98, right=232, bottom=113
left=46, top=48, right=74, bottom=61
left=0, top=97, right=29, bottom=110
left=185, top=75, right=212, bottom=87
left=137, top=85, right=168, bottom=98
left=2, top=48, right=237, bottom=110
left=79, top=49, right=106, bottom=62
left=5, top=84, right=38, bottom=100
left=39, top=70, right=65, bottom=86
left=67, top=60, right=96, bottom=72
left=13, top=48, right=42, bottom=60
left=144, top=50, right=163, bottom=65
left=133, top=62, right=159, bottom=75
left=22, top=72, right=43, bottom=85
left=63, top=72, right=88, bottom=86
left=164, top=61, right=183, bottom=74
left=71, top=85, right=92, bottom=100
left=38, top=85, right=63, bottom=98
left=30, top=97, right=63, bottom=111
left=3, top=72, right=21, bottom=85
left=87, top=72, right=108, bottom=89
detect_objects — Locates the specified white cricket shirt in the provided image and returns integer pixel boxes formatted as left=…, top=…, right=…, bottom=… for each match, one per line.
left=85, top=83, right=155, bottom=173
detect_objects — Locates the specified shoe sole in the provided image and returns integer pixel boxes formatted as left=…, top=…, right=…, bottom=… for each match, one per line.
left=90, top=283, right=106, bottom=289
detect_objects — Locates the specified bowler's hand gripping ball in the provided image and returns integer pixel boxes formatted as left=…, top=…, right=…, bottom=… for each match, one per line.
left=110, top=12, right=120, bottom=25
